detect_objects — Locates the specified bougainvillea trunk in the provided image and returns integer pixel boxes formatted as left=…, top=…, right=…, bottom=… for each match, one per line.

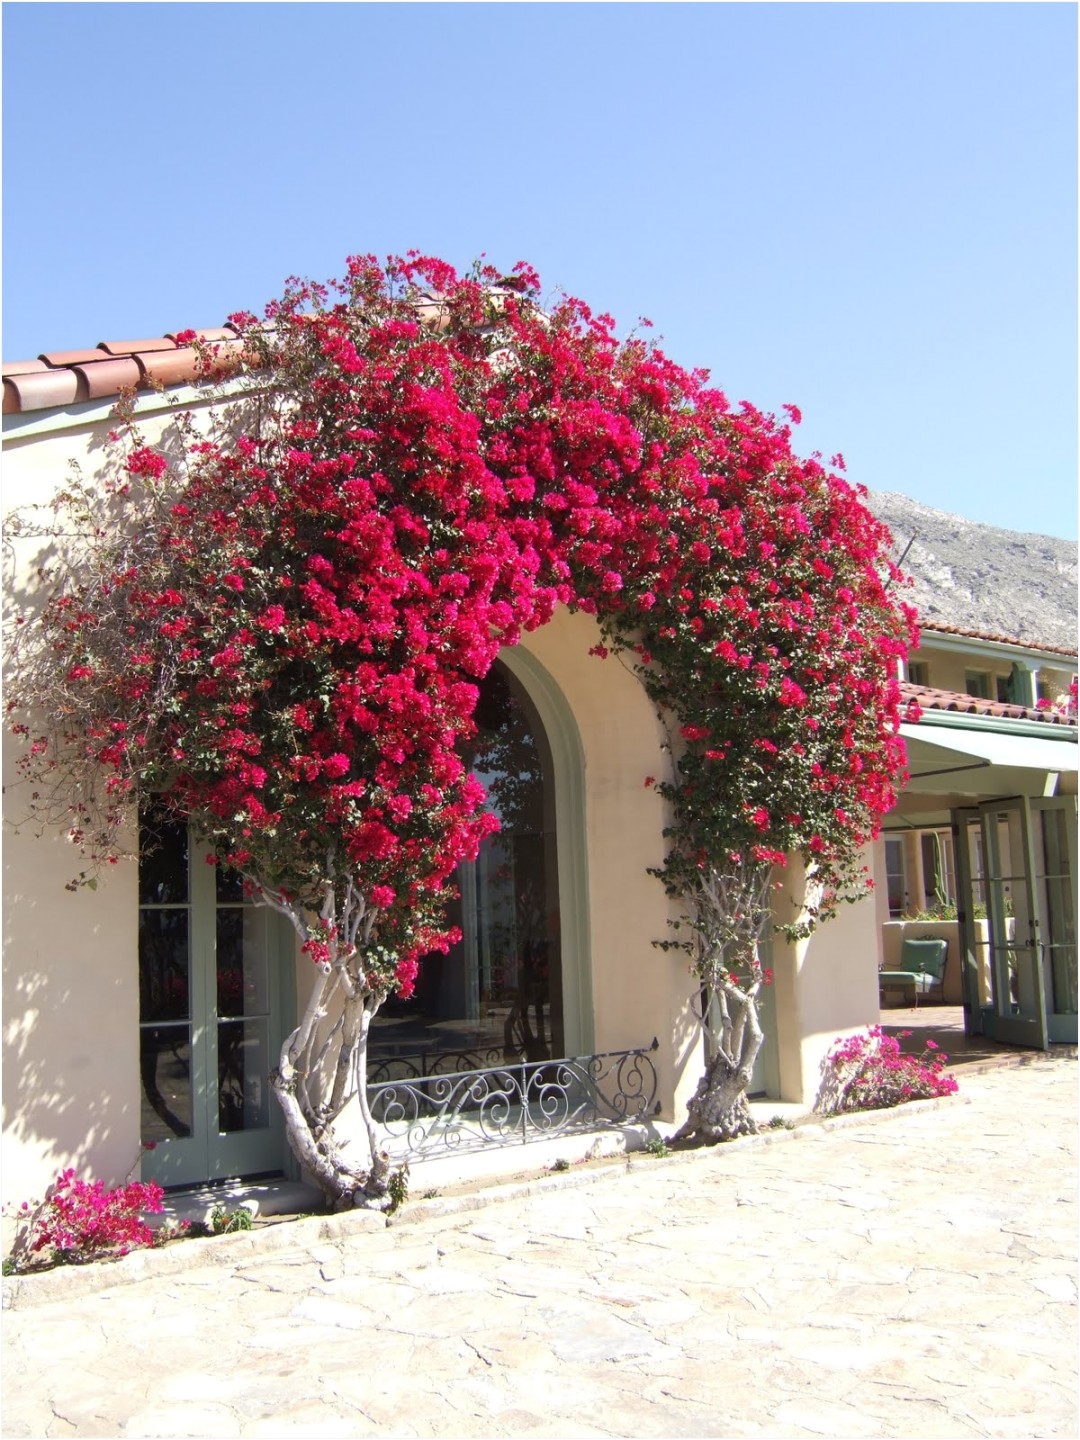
left=272, top=988, right=390, bottom=1210
left=663, top=862, right=774, bottom=1144
left=676, top=978, right=765, bottom=1143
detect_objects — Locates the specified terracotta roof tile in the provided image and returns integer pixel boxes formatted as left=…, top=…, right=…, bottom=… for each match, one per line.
left=39, top=348, right=109, bottom=368
left=0, top=325, right=256, bottom=415
left=901, top=682, right=1077, bottom=728
left=3, top=368, right=80, bottom=413
left=97, top=337, right=178, bottom=357
left=1, top=359, right=48, bottom=377
left=136, top=347, right=201, bottom=388
left=72, top=356, right=142, bottom=400
left=919, top=622, right=1077, bottom=659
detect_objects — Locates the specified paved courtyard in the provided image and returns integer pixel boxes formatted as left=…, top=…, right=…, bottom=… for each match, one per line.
left=3, top=1058, right=1076, bottom=1439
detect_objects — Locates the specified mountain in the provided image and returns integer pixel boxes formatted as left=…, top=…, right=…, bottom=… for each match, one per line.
left=862, top=491, right=1077, bottom=652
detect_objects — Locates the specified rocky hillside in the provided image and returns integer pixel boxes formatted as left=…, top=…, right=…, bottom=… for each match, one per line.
left=863, top=491, right=1077, bottom=652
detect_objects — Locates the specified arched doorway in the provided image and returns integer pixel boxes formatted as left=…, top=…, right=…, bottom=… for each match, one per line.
left=370, top=659, right=566, bottom=1078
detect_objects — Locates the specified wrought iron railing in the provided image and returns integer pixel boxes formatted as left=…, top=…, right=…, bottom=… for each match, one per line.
left=367, top=1040, right=660, bottom=1160
left=368, top=1047, right=507, bottom=1084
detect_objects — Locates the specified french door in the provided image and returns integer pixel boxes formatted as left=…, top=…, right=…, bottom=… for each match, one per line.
left=138, top=802, right=291, bottom=1186
left=955, top=797, right=1077, bottom=1049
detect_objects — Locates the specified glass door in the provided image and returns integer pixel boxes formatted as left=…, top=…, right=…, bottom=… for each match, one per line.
left=977, top=798, right=1048, bottom=1051
left=139, top=801, right=290, bottom=1186
left=1030, top=799, right=1077, bottom=1044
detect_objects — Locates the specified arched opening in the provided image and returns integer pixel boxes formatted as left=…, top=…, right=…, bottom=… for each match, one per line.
left=370, top=658, right=566, bottom=1078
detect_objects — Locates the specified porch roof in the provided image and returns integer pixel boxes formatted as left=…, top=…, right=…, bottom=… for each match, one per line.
left=899, top=721, right=1078, bottom=778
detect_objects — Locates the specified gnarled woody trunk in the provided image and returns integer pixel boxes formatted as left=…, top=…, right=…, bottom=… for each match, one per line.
left=675, top=978, right=764, bottom=1142
left=270, top=970, right=392, bottom=1209
left=673, top=861, right=772, bottom=1144
left=259, top=871, right=395, bottom=1210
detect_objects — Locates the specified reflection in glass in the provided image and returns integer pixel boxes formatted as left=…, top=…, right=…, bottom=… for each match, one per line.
left=216, top=908, right=269, bottom=1018
left=1037, top=811, right=1077, bottom=1017
left=218, top=1019, right=270, bottom=1132
left=372, top=661, right=563, bottom=1074
left=139, top=911, right=190, bottom=1022
left=215, top=864, right=247, bottom=904
left=138, top=804, right=189, bottom=905
left=1050, top=945, right=1079, bottom=1017
left=140, top=1025, right=192, bottom=1138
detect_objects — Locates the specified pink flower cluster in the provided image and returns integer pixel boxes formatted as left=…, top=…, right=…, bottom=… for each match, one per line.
left=14, top=1169, right=166, bottom=1265
left=818, top=1025, right=958, bottom=1114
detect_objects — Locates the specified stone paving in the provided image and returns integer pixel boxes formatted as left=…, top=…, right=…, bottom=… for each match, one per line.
left=2, top=1058, right=1076, bottom=1439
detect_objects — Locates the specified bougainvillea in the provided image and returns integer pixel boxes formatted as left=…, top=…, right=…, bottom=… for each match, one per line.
left=814, top=1026, right=958, bottom=1115
left=6, top=253, right=916, bottom=1194
left=4, top=1170, right=167, bottom=1271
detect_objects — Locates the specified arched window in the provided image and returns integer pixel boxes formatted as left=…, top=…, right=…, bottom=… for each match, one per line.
left=370, top=660, right=563, bottom=1077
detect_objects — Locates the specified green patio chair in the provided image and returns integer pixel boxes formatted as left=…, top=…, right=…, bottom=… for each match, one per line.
left=879, top=937, right=948, bottom=1007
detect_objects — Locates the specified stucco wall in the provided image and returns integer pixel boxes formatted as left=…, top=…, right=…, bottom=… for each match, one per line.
left=2, top=745, right=141, bottom=1216
left=513, top=610, right=704, bottom=1120
left=771, top=852, right=882, bottom=1106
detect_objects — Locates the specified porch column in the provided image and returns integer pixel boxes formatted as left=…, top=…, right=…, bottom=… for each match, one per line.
left=770, top=851, right=881, bottom=1105
left=903, top=830, right=926, bottom=914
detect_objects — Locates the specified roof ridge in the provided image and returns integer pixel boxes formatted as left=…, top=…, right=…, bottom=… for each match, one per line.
left=2, top=326, right=252, bottom=415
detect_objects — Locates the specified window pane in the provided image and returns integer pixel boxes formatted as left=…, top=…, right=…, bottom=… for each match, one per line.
left=965, top=672, right=990, bottom=700
left=215, top=864, right=247, bottom=904
left=216, top=907, right=269, bottom=1017
left=140, top=1025, right=192, bottom=1139
left=1050, top=945, right=1078, bottom=1016
left=139, top=911, right=190, bottom=1022
left=218, top=1019, right=270, bottom=1132
left=139, top=804, right=188, bottom=904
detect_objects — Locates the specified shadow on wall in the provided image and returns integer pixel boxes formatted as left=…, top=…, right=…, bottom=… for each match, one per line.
left=3, top=512, right=142, bottom=1205
left=2, top=826, right=139, bottom=1204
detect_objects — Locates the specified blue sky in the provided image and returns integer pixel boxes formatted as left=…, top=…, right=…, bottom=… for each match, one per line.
left=3, top=2, right=1076, bottom=539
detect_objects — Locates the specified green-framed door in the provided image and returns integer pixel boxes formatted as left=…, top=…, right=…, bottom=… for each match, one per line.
left=1029, top=798, right=1077, bottom=1044
left=978, top=797, right=1047, bottom=1050
left=138, top=802, right=292, bottom=1186
left=957, top=796, right=1078, bottom=1048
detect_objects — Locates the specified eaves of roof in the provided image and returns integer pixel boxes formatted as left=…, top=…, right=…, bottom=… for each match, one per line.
left=901, top=682, right=1077, bottom=731
left=917, top=622, right=1077, bottom=661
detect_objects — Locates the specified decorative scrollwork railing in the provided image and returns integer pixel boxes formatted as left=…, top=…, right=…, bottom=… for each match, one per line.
left=368, top=1047, right=507, bottom=1084
left=367, top=1040, right=660, bottom=1160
